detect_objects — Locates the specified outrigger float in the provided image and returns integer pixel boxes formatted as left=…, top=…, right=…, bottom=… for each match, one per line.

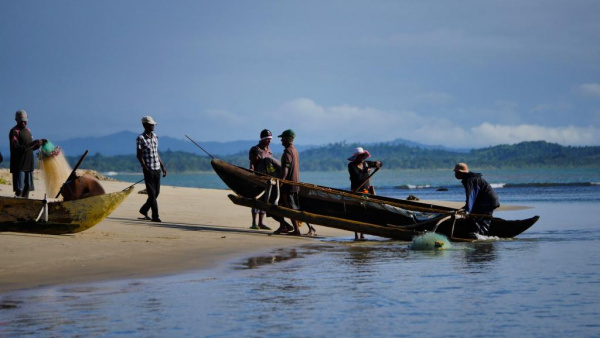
left=211, top=159, right=539, bottom=242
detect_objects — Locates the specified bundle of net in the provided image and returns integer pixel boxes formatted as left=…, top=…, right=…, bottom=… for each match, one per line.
left=409, top=232, right=452, bottom=251
left=37, top=141, right=72, bottom=198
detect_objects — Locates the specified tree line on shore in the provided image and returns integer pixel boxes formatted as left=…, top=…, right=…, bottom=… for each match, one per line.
left=44, top=140, right=597, bottom=173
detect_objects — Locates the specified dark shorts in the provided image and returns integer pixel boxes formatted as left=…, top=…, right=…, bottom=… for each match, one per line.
left=251, top=208, right=266, bottom=215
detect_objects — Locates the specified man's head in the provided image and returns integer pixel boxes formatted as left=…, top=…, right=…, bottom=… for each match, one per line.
left=15, top=110, right=28, bottom=127
left=453, top=162, right=469, bottom=179
left=141, top=116, right=157, bottom=132
left=259, top=129, right=272, bottom=146
left=278, top=129, right=295, bottom=146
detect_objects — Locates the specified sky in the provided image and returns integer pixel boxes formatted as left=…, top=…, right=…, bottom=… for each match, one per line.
left=2, top=0, right=599, bottom=148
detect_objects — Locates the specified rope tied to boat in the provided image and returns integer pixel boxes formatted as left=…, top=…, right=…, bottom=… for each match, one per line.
left=34, top=194, right=49, bottom=223
left=253, top=178, right=280, bottom=206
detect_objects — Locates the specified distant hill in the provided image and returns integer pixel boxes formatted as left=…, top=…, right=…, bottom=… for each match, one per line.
left=298, top=141, right=600, bottom=170
left=57, top=140, right=600, bottom=173
left=40, top=131, right=318, bottom=157
left=0, top=131, right=454, bottom=157
left=0, top=132, right=597, bottom=171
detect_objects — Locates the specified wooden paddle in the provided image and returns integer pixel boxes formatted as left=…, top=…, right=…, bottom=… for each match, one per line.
left=352, top=166, right=380, bottom=239
left=55, top=150, right=89, bottom=199
left=354, top=167, right=380, bottom=193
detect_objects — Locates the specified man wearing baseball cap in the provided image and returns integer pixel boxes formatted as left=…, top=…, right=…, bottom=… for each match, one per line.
left=453, top=162, right=500, bottom=236
left=136, top=116, right=167, bottom=222
left=272, top=129, right=317, bottom=236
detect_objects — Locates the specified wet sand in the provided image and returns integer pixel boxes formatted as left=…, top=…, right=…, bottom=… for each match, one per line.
left=0, top=172, right=349, bottom=293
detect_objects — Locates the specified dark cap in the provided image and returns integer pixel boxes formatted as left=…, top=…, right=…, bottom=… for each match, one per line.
left=260, top=129, right=272, bottom=140
left=277, top=129, right=295, bottom=139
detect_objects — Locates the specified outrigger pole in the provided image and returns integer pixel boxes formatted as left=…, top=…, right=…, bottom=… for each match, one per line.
left=185, top=135, right=215, bottom=159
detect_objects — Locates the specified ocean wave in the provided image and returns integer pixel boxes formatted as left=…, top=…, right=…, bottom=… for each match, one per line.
left=391, top=182, right=599, bottom=190
left=396, top=184, right=432, bottom=189
left=503, top=182, right=599, bottom=188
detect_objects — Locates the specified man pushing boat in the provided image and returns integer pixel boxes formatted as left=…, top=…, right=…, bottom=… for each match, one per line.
left=453, top=162, right=500, bottom=237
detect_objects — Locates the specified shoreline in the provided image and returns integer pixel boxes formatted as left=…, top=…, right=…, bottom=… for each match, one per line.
left=0, top=169, right=528, bottom=294
left=0, top=176, right=351, bottom=294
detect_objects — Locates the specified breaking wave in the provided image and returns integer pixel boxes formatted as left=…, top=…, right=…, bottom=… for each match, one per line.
left=393, top=182, right=599, bottom=190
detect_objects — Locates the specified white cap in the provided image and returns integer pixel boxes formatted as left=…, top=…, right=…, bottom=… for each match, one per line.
left=141, top=116, right=157, bottom=125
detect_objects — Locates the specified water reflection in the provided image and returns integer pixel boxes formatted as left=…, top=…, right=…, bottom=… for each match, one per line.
left=1, top=229, right=594, bottom=337
left=237, top=248, right=301, bottom=270
left=465, top=242, right=497, bottom=263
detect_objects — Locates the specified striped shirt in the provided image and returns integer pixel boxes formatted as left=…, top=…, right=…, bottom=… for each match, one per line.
left=137, top=132, right=161, bottom=170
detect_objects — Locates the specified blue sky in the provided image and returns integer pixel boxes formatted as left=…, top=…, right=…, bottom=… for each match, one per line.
left=2, top=0, right=599, bottom=148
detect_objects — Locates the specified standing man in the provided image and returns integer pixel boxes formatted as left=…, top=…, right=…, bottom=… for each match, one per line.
left=136, top=116, right=167, bottom=222
left=453, top=163, right=500, bottom=236
left=9, top=110, right=46, bottom=198
left=248, top=129, right=274, bottom=230
left=273, top=129, right=310, bottom=236
left=348, top=146, right=382, bottom=240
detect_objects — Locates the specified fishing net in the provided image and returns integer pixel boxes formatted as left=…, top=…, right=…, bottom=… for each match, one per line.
left=38, top=141, right=72, bottom=198
left=409, top=233, right=451, bottom=250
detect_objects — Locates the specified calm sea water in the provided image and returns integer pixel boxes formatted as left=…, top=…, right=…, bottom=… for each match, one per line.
left=1, top=168, right=599, bottom=337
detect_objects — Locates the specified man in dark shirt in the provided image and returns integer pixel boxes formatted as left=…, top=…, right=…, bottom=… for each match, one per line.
left=9, top=110, right=45, bottom=198
left=454, top=163, right=500, bottom=236
left=273, top=129, right=303, bottom=236
left=248, top=129, right=275, bottom=230
left=348, top=146, right=382, bottom=240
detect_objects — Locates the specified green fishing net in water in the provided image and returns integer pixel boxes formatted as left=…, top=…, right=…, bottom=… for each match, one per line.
left=39, top=140, right=62, bottom=158
left=409, top=232, right=452, bottom=250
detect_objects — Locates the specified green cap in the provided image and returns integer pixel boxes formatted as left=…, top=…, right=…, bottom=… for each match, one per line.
left=278, top=129, right=295, bottom=139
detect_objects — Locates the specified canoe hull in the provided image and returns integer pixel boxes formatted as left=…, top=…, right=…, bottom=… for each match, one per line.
left=0, top=186, right=134, bottom=235
left=212, top=159, right=445, bottom=227
left=211, top=159, right=539, bottom=241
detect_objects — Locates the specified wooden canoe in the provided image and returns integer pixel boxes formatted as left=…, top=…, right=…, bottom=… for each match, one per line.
left=0, top=186, right=134, bottom=235
left=211, top=159, right=539, bottom=241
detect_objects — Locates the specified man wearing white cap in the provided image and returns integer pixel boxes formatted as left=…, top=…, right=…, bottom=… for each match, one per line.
left=348, top=146, right=382, bottom=240
left=9, top=110, right=46, bottom=198
left=136, top=116, right=167, bottom=222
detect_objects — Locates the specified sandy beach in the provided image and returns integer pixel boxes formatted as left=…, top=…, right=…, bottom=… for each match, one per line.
left=0, top=170, right=352, bottom=293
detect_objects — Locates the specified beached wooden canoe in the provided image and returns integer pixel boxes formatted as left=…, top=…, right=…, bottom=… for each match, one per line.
left=212, top=159, right=539, bottom=241
left=0, top=186, right=134, bottom=235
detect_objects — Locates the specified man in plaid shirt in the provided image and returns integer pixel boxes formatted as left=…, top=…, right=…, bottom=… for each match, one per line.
left=136, top=116, right=167, bottom=222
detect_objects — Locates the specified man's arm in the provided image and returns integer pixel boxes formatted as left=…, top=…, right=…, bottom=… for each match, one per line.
left=136, top=147, right=148, bottom=172
left=159, top=156, right=167, bottom=177
left=463, top=181, right=480, bottom=213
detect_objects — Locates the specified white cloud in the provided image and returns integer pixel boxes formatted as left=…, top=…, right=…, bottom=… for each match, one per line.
left=578, top=83, right=600, bottom=97
left=267, top=99, right=600, bottom=148
left=470, top=123, right=600, bottom=147
left=176, top=99, right=600, bottom=148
